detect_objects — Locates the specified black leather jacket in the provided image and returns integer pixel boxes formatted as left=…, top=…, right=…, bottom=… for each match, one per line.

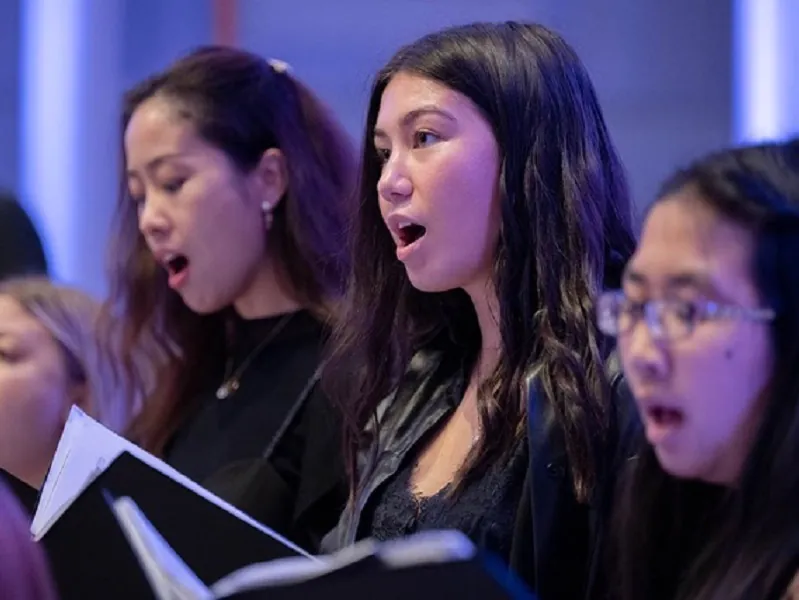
left=322, top=349, right=639, bottom=600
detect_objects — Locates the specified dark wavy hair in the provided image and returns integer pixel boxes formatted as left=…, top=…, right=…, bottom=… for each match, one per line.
left=103, top=46, right=356, bottom=453
left=614, top=140, right=799, bottom=600
left=324, top=22, right=636, bottom=502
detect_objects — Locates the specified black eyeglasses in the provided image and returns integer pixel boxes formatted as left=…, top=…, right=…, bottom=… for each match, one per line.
left=596, top=290, right=775, bottom=341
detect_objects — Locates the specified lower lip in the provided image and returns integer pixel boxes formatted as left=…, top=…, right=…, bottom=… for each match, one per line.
left=644, top=412, right=684, bottom=446
left=396, top=235, right=425, bottom=262
left=168, top=267, right=190, bottom=290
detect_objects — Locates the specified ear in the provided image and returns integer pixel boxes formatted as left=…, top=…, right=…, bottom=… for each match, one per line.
left=67, top=380, right=89, bottom=412
left=251, top=148, right=289, bottom=211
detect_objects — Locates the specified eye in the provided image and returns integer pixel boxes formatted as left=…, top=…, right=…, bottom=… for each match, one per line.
left=162, top=178, right=186, bottom=194
left=0, top=347, right=19, bottom=362
left=672, top=300, right=700, bottom=324
left=412, top=130, right=440, bottom=148
left=375, top=147, right=391, bottom=165
left=618, top=295, right=645, bottom=319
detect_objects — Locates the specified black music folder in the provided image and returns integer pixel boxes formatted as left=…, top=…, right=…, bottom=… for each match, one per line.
left=108, top=495, right=537, bottom=600
left=38, top=452, right=305, bottom=600
left=0, top=468, right=38, bottom=516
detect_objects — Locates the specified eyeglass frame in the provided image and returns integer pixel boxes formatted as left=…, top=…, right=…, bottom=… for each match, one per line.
left=596, top=289, right=776, bottom=341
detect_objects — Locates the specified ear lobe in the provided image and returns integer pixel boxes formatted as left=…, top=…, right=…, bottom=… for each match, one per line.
left=254, top=148, right=289, bottom=210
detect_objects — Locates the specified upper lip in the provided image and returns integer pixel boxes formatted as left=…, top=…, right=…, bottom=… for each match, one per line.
left=636, top=394, right=681, bottom=413
left=384, top=213, right=425, bottom=246
left=150, top=247, right=184, bottom=267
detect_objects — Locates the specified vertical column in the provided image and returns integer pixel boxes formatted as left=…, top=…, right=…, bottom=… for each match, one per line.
left=19, top=0, right=123, bottom=296
left=734, top=0, right=799, bottom=142
left=213, top=0, right=238, bottom=47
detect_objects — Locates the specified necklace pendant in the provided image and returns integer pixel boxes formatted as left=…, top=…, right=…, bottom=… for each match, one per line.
left=216, top=379, right=240, bottom=400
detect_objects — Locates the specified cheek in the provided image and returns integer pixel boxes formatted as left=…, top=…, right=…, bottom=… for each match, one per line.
left=428, top=159, right=499, bottom=255
left=190, top=179, right=265, bottom=267
left=0, top=368, right=69, bottom=457
left=678, top=329, right=770, bottom=435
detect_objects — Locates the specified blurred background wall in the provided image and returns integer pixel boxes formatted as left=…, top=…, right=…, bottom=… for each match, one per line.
left=0, top=0, right=796, bottom=297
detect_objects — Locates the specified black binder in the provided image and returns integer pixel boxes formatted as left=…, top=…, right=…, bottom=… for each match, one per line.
left=0, top=469, right=38, bottom=517
left=39, top=451, right=302, bottom=600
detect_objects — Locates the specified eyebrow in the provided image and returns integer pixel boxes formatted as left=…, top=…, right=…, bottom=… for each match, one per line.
left=623, top=269, right=717, bottom=294
left=125, top=153, right=184, bottom=178
left=373, top=105, right=456, bottom=139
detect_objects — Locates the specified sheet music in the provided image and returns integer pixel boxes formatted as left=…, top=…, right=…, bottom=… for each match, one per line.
left=112, top=496, right=214, bottom=600
left=31, top=406, right=313, bottom=560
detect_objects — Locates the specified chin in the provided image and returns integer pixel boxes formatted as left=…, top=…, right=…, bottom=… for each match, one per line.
left=654, top=449, right=701, bottom=481
left=404, top=267, right=466, bottom=294
left=180, top=291, right=229, bottom=315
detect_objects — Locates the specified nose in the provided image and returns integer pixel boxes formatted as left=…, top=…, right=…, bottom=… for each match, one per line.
left=376, top=151, right=412, bottom=204
left=622, top=320, right=670, bottom=382
left=137, top=192, right=171, bottom=242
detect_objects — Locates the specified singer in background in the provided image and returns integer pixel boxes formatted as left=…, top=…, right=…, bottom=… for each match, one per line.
left=0, top=192, right=48, bottom=281
left=605, top=141, right=799, bottom=600
left=0, top=276, right=133, bottom=489
left=104, top=47, right=355, bottom=553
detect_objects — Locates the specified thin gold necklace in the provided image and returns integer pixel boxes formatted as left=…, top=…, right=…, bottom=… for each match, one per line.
left=215, top=313, right=294, bottom=400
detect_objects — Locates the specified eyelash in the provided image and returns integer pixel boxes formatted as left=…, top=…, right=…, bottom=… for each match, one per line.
left=162, top=178, right=186, bottom=193
left=413, top=130, right=440, bottom=148
left=128, top=176, right=186, bottom=206
left=375, top=129, right=442, bottom=164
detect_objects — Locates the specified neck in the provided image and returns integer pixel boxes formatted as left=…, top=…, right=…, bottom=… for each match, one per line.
left=233, top=253, right=302, bottom=319
left=463, top=277, right=501, bottom=380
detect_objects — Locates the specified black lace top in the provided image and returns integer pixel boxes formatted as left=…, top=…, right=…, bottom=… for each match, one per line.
left=366, top=436, right=528, bottom=562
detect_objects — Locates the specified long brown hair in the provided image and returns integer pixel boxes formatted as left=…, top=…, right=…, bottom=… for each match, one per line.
left=104, top=47, right=356, bottom=453
left=324, top=22, right=636, bottom=501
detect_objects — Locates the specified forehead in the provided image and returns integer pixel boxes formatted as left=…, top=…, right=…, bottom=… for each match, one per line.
left=124, top=96, right=200, bottom=165
left=628, top=189, right=756, bottom=299
left=375, top=72, right=479, bottom=132
left=0, top=295, right=50, bottom=342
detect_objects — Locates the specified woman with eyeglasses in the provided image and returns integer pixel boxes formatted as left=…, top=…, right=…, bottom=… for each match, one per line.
left=597, top=141, right=799, bottom=600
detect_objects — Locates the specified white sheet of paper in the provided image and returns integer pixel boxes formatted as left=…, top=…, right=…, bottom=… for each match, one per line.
left=210, top=529, right=476, bottom=597
left=112, top=496, right=214, bottom=600
left=31, top=405, right=313, bottom=561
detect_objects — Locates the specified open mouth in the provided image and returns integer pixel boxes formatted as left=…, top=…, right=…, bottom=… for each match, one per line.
left=647, top=405, right=684, bottom=428
left=165, top=254, right=189, bottom=278
left=397, top=222, right=427, bottom=247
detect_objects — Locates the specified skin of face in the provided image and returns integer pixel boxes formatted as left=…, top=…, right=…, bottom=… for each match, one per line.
left=620, top=189, right=773, bottom=485
left=0, top=295, right=81, bottom=488
left=126, top=95, right=288, bottom=316
left=374, top=72, right=501, bottom=296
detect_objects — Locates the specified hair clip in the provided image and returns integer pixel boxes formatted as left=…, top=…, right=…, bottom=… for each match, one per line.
left=267, top=58, right=291, bottom=74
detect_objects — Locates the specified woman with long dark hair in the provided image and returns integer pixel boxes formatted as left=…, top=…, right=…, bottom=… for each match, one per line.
left=600, top=141, right=799, bottom=599
left=105, top=46, right=355, bottom=551
left=322, top=22, right=638, bottom=598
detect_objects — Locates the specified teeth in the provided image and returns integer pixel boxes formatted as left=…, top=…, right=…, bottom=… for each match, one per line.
left=164, top=253, right=176, bottom=263
left=398, top=221, right=413, bottom=230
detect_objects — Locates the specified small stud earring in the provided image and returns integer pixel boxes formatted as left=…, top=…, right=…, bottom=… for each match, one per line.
left=261, top=201, right=273, bottom=230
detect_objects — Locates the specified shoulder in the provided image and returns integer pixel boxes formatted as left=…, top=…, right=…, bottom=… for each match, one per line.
left=367, top=347, right=452, bottom=429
